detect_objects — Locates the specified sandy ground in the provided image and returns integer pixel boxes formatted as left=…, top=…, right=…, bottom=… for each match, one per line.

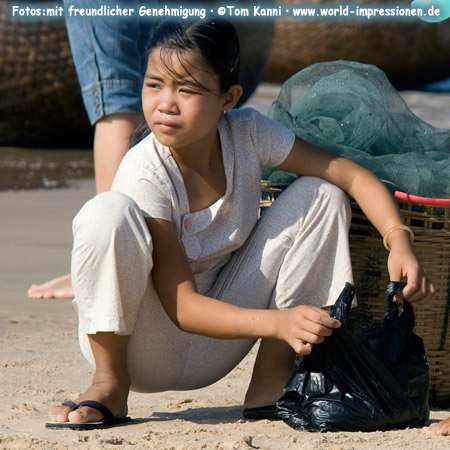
left=1, top=86, right=450, bottom=449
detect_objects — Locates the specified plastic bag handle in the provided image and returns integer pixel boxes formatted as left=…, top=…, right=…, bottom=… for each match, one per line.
left=330, top=283, right=355, bottom=323
left=330, top=281, right=409, bottom=326
left=384, top=281, right=407, bottom=322
left=383, top=281, right=415, bottom=332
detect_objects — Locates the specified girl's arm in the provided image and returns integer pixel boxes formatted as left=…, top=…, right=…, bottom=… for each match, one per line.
left=145, top=217, right=341, bottom=354
left=277, top=136, right=434, bottom=305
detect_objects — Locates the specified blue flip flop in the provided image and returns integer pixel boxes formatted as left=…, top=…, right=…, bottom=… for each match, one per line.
left=45, top=400, right=131, bottom=430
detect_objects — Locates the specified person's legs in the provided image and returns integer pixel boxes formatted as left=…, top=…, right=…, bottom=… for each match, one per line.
left=94, top=113, right=143, bottom=194
left=50, top=177, right=353, bottom=423
left=126, top=176, right=352, bottom=404
left=120, top=176, right=352, bottom=405
left=28, top=0, right=148, bottom=299
left=49, top=332, right=131, bottom=423
left=243, top=339, right=296, bottom=409
left=49, top=191, right=154, bottom=422
left=211, top=176, right=353, bottom=409
left=50, top=190, right=252, bottom=422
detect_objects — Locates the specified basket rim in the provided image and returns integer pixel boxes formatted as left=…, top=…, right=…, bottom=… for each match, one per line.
left=394, top=191, right=450, bottom=207
left=261, top=181, right=450, bottom=208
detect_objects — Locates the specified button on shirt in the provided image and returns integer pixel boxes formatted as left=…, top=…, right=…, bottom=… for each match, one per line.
left=111, top=108, right=295, bottom=291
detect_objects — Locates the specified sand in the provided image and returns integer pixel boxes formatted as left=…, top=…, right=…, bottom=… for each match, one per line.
left=1, top=86, right=450, bottom=449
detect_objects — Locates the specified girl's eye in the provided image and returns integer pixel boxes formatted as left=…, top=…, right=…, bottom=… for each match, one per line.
left=146, top=83, right=161, bottom=90
left=180, top=88, right=199, bottom=95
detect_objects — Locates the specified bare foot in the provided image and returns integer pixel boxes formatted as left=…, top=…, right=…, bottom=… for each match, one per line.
left=28, top=273, right=73, bottom=299
left=244, top=339, right=296, bottom=409
left=49, top=374, right=130, bottom=424
left=422, top=417, right=450, bottom=436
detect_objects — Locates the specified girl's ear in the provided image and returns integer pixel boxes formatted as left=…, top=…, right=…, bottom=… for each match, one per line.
left=223, top=84, right=243, bottom=111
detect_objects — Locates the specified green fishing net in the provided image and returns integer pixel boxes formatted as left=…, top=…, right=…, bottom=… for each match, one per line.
left=265, top=60, right=450, bottom=198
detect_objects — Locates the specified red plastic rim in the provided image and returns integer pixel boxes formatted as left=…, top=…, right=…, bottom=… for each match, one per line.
left=394, top=191, right=450, bottom=207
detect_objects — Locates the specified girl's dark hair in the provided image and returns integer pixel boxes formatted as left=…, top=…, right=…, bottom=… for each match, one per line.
left=148, top=19, right=240, bottom=93
left=130, top=20, right=241, bottom=147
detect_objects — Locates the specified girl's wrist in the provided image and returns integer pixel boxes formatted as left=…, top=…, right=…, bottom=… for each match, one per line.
left=233, top=308, right=282, bottom=341
left=250, top=309, right=285, bottom=341
left=266, top=309, right=290, bottom=342
left=383, top=225, right=414, bottom=251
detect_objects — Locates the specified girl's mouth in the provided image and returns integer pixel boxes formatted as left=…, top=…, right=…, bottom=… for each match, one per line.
left=155, top=119, right=180, bottom=131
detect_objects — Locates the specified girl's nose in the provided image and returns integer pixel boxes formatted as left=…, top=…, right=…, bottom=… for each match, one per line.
left=158, top=92, right=179, bottom=115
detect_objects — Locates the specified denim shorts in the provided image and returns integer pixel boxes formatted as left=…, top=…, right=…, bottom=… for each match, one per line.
left=64, top=0, right=155, bottom=124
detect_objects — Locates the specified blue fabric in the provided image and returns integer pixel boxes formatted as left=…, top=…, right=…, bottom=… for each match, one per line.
left=64, top=0, right=155, bottom=124
left=426, top=77, right=450, bottom=93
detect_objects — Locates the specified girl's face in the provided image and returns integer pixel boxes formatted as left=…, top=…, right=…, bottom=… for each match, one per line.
left=143, top=48, right=232, bottom=152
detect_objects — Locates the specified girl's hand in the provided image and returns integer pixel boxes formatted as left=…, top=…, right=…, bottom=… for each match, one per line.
left=387, top=234, right=435, bottom=306
left=277, top=305, right=341, bottom=355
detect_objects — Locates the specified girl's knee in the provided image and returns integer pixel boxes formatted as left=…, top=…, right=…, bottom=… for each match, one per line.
left=291, top=176, right=340, bottom=195
left=315, top=178, right=350, bottom=210
left=284, top=177, right=351, bottom=225
left=287, top=176, right=348, bottom=206
left=73, top=191, right=142, bottom=240
left=314, top=178, right=351, bottom=224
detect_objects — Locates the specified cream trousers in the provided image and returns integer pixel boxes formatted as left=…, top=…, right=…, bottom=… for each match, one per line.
left=71, top=177, right=353, bottom=393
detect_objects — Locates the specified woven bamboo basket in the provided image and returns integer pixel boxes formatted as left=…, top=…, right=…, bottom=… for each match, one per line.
left=265, top=0, right=450, bottom=88
left=261, top=181, right=450, bottom=407
left=0, top=0, right=93, bottom=147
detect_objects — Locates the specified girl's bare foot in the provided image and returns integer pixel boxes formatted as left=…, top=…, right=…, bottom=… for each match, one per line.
left=27, top=273, right=73, bottom=299
left=244, top=339, right=296, bottom=409
left=422, top=417, right=450, bottom=436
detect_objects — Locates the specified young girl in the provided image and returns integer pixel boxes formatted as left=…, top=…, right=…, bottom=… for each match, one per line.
left=47, top=19, right=433, bottom=428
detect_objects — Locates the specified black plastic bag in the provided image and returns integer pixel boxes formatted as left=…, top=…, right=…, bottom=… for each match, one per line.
left=277, top=282, right=430, bottom=432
